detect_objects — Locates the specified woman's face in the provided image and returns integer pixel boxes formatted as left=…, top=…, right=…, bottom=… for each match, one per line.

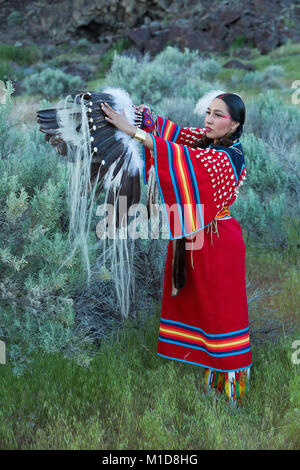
left=204, top=98, right=239, bottom=140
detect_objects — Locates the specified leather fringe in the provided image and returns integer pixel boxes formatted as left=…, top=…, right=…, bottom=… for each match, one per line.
left=206, top=218, right=219, bottom=245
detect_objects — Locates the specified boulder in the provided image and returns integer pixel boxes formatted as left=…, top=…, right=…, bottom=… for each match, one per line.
left=0, top=0, right=298, bottom=57
left=223, top=59, right=256, bottom=71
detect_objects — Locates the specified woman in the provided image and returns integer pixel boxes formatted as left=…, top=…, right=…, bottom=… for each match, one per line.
left=101, top=92, right=252, bottom=406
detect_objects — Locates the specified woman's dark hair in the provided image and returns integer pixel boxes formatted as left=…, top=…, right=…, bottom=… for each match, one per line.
left=193, top=92, right=246, bottom=149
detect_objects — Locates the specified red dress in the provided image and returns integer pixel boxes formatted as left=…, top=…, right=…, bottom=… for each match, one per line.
left=143, top=115, right=252, bottom=373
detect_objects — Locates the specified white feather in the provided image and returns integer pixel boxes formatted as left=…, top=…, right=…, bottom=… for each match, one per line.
left=56, top=96, right=83, bottom=146
left=103, top=158, right=123, bottom=191
left=193, top=89, right=227, bottom=116
left=102, top=87, right=144, bottom=181
left=102, top=86, right=136, bottom=124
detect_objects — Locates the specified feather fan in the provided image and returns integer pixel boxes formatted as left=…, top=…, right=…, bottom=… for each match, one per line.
left=37, top=88, right=149, bottom=318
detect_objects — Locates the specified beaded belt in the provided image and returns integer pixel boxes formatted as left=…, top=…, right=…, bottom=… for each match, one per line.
left=215, top=205, right=231, bottom=220
left=204, top=205, right=231, bottom=247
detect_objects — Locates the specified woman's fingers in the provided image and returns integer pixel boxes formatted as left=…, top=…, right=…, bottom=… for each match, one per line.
left=99, top=103, right=131, bottom=133
left=100, top=102, right=113, bottom=114
left=100, top=102, right=122, bottom=127
left=100, top=104, right=109, bottom=114
left=102, top=102, right=116, bottom=114
left=100, top=104, right=115, bottom=123
left=103, top=102, right=113, bottom=112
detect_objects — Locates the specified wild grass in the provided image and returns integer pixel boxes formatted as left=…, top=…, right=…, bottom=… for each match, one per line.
left=10, top=95, right=43, bottom=124
left=249, top=41, right=300, bottom=83
left=0, top=60, right=14, bottom=82
left=0, top=43, right=42, bottom=65
left=0, top=239, right=299, bottom=450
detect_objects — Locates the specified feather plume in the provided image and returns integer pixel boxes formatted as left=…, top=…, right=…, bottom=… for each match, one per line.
left=193, top=89, right=226, bottom=116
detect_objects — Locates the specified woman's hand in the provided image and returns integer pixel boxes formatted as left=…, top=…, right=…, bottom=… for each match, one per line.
left=100, top=102, right=154, bottom=151
left=100, top=102, right=136, bottom=137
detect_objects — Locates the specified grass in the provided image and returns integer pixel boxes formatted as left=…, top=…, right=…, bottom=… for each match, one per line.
left=0, top=302, right=299, bottom=450
left=0, top=60, right=14, bottom=82
left=0, top=44, right=42, bottom=65
left=10, top=95, right=45, bottom=124
left=217, top=39, right=300, bottom=87
left=0, top=43, right=42, bottom=82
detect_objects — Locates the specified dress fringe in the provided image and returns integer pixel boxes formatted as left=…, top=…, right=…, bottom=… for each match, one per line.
left=206, top=218, right=219, bottom=245
left=204, top=366, right=250, bottom=406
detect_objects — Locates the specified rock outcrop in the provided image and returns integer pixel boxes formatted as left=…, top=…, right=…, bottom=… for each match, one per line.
left=0, top=0, right=299, bottom=54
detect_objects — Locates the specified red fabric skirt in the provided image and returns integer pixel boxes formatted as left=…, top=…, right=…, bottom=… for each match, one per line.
left=157, top=216, right=252, bottom=372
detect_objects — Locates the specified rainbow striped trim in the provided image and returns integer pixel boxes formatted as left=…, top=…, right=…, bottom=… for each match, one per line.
left=142, top=117, right=180, bottom=185
left=215, top=205, right=231, bottom=220
left=156, top=117, right=180, bottom=142
left=158, top=318, right=251, bottom=357
left=166, top=140, right=204, bottom=234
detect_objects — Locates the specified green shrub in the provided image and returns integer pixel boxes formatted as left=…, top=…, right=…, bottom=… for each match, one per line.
left=0, top=82, right=94, bottom=374
left=97, top=38, right=131, bottom=78
left=0, top=43, right=41, bottom=65
left=245, top=89, right=300, bottom=146
left=240, top=133, right=287, bottom=195
left=104, top=46, right=221, bottom=107
left=230, top=34, right=246, bottom=50
left=232, top=132, right=289, bottom=247
left=245, top=90, right=300, bottom=233
left=0, top=81, right=24, bottom=157
left=199, top=58, right=222, bottom=81
left=6, top=11, right=22, bottom=27
left=157, top=96, right=205, bottom=127
left=23, top=67, right=83, bottom=98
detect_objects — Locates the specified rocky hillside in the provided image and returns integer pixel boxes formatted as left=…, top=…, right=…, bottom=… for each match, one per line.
left=0, top=0, right=300, bottom=55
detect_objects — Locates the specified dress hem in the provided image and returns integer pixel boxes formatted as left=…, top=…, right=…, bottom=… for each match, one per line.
left=157, top=352, right=252, bottom=373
